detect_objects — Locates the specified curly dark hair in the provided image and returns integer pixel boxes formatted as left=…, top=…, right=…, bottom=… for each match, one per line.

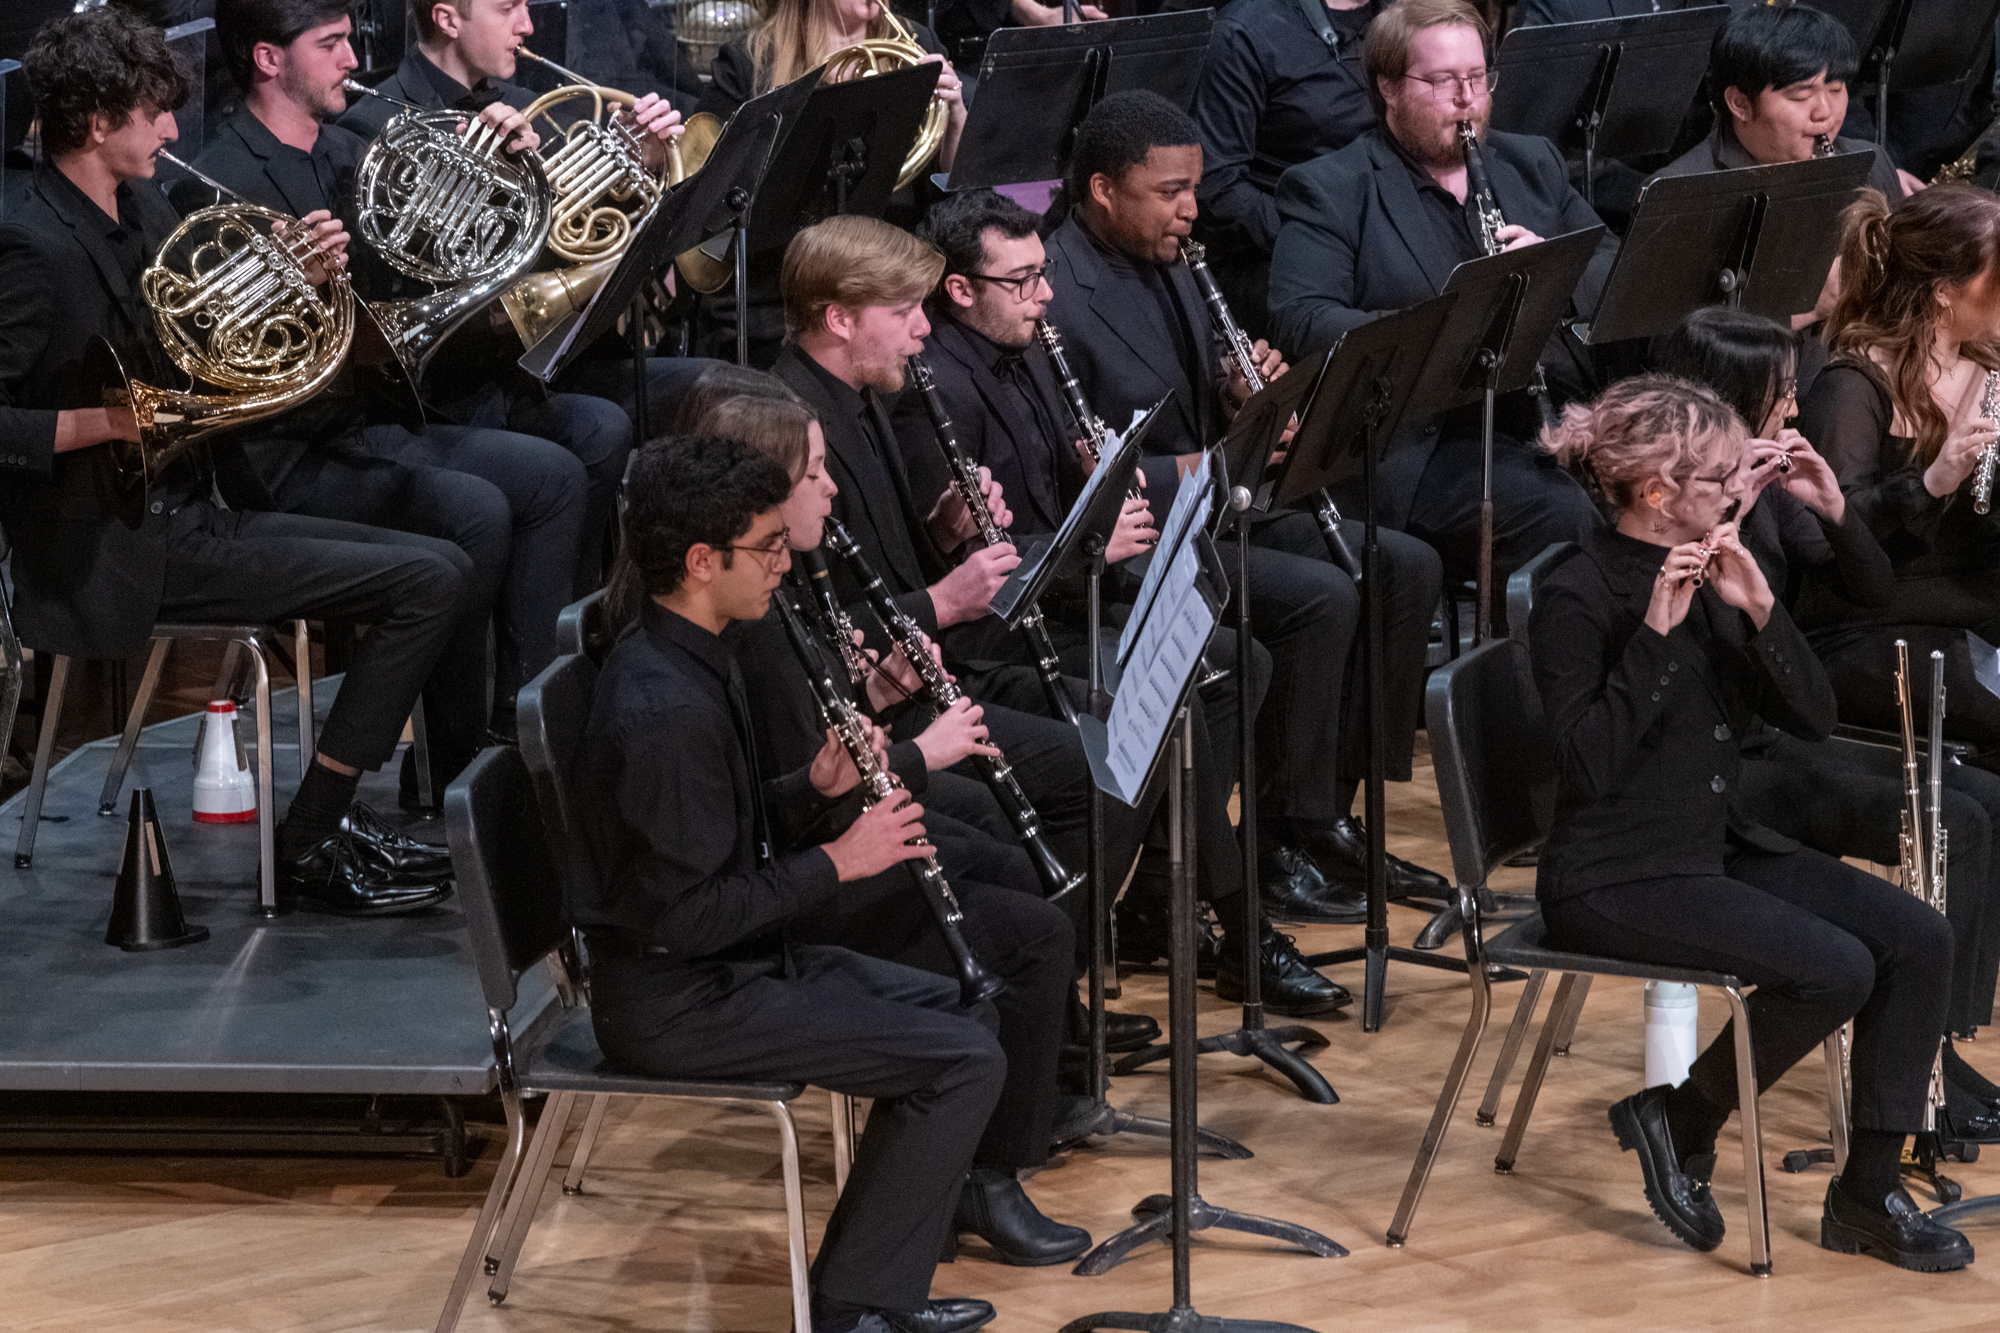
left=621, top=435, right=794, bottom=598
left=1064, top=91, right=1198, bottom=213
left=25, top=7, right=189, bottom=161
left=919, top=186, right=1042, bottom=285
left=215, top=0, right=353, bottom=92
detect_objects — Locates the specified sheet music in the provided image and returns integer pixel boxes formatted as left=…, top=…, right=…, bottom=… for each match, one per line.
left=1117, top=446, right=1215, bottom=667
left=1105, top=532, right=1216, bottom=806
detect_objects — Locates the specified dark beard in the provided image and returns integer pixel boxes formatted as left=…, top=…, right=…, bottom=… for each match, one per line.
left=1389, top=106, right=1485, bottom=172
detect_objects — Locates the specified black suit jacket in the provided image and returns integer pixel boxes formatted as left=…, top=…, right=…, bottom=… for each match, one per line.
left=1530, top=525, right=1829, bottom=902
left=334, top=48, right=534, bottom=142
left=0, top=168, right=255, bottom=658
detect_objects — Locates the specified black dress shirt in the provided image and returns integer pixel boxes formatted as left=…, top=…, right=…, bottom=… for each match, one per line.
left=1192, top=0, right=1382, bottom=258
left=571, top=598, right=841, bottom=959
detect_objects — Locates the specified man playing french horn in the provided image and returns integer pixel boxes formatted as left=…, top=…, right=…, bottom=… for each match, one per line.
left=0, top=6, right=462, bottom=915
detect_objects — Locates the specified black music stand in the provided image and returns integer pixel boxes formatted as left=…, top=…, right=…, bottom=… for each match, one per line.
left=1265, top=295, right=1459, bottom=1034
left=1111, top=364, right=1341, bottom=1105
left=942, top=12, right=1212, bottom=191
left=1576, top=154, right=1875, bottom=346
left=748, top=62, right=936, bottom=240
left=1819, top=0, right=1997, bottom=148
left=1067, top=520, right=1344, bottom=1302
left=1490, top=6, right=1731, bottom=206
left=517, top=72, right=821, bottom=375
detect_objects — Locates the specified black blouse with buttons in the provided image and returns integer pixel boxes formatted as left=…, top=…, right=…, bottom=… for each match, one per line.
left=1528, top=525, right=1839, bottom=902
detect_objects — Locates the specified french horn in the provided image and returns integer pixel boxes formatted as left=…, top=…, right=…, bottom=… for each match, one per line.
left=819, top=4, right=948, bottom=191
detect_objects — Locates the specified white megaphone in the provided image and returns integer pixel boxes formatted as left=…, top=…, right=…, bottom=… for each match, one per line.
left=191, top=700, right=256, bottom=824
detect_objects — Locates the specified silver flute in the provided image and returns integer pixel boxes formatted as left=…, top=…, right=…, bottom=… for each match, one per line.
left=1973, top=369, right=1998, bottom=514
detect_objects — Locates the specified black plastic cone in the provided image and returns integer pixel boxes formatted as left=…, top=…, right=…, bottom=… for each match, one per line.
left=106, top=789, right=208, bottom=951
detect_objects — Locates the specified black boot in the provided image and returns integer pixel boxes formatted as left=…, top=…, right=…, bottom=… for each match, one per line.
left=1215, top=922, right=1350, bottom=1016
left=1114, top=890, right=1221, bottom=978
left=953, top=1168, right=1092, bottom=1266
left=1293, top=816, right=1450, bottom=902
left=1608, top=1085, right=1726, bottom=1252
left=1821, top=1178, right=1974, bottom=1271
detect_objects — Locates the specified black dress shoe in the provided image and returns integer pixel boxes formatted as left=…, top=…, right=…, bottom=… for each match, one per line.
left=1940, top=1086, right=2000, bottom=1145
left=1048, top=1094, right=1104, bottom=1149
left=1608, top=1086, right=1726, bottom=1252
left=279, top=827, right=454, bottom=916
left=1258, top=839, right=1368, bottom=924
left=877, top=1297, right=998, bottom=1333
left=340, top=803, right=454, bottom=881
left=954, top=1168, right=1092, bottom=1266
left=1215, top=924, right=1350, bottom=1016
left=1114, top=894, right=1220, bottom=979
left=1295, top=816, right=1451, bottom=902
left=1821, top=1178, right=1974, bottom=1271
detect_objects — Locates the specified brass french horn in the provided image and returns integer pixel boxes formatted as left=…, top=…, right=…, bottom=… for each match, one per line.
left=818, top=4, right=948, bottom=191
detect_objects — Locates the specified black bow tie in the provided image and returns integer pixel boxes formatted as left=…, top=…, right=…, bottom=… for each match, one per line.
left=454, top=81, right=507, bottom=112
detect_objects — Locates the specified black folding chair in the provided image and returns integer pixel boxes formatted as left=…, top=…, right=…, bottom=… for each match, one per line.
left=1387, top=637, right=1848, bottom=1276
left=437, top=745, right=813, bottom=1333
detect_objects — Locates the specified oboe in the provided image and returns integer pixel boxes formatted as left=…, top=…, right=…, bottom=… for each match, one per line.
left=1894, top=640, right=1950, bottom=1131
left=773, top=589, right=1004, bottom=1005
left=907, top=354, right=1079, bottom=724
left=1458, top=121, right=1507, bottom=258
left=1179, top=239, right=1363, bottom=580
left=1035, top=320, right=1144, bottom=502
left=1972, top=369, right=1999, bottom=514
left=822, top=518, right=1085, bottom=900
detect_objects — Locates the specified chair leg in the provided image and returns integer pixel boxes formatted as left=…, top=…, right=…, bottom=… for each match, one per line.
left=434, top=1087, right=531, bottom=1333
left=766, top=1100, right=813, bottom=1333
left=1549, top=973, right=1591, bottom=1057
left=0, top=597, right=23, bottom=774
left=293, top=620, right=314, bottom=778
left=1497, top=972, right=1586, bottom=1173
left=488, top=1091, right=578, bottom=1303
left=1476, top=969, right=1547, bottom=1127
left=244, top=638, right=278, bottom=917
left=561, top=1094, right=611, bottom=1195
left=1824, top=1025, right=1852, bottom=1175
left=1724, top=984, right=1772, bottom=1276
left=96, top=637, right=170, bottom=816
left=14, top=654, right=69, bottom=869
left=830, top=1090, right=855, bottom=1196
left=1387, top=953, right=1499, bottom=1246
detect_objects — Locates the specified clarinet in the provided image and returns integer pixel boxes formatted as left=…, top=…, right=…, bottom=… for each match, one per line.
left=1894, top=640, right=1950, bottom=1131
left=1178, top=239, right=1363, bottom=581
left=822, top=518, right=1085, bottom=901
left=1813, top=132, right=1835, bottom=158
left=773, top=589, right=1005, bottom=1006
left=1458, top=121, right=1507, bottom=258
left=1035, top=320, right=1144, bottom=502
left=907, top=355, right=1081, bottom=726
left=799, top=547, right=870, bottom=685
left=1973, top=369, right=1999, bottom=514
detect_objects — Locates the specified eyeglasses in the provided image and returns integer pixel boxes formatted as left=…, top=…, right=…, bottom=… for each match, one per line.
left=966, top=260, right=1056, bottom=300
left=1402, top=68, right=1497, bottom=99
left=721, top=530, right=791, bottom=567
left=1692, top=461, right=1742, bottom=487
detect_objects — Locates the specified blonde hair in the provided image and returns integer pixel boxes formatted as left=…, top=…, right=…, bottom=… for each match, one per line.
left=781, top=215, right=945, bottom=341
left=704, top=394, right=818, bottom=480
left=745, top=0, right=897, bottom=94
left=1540, top=374, right=1746, bottom=513
left=1363, top=0, right=1490, bottom=118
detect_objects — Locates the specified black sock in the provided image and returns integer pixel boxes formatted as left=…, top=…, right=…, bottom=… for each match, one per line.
left=1837, top=1128, right=1908, bottom=1208
left=1661, top=1078, right=1731, bottom=1161
left=810, top=1294, right=872, bottom=1333
left=1945, top=1039, right=2000, bottom=1101
left=282, top=760, right=359, bottom=854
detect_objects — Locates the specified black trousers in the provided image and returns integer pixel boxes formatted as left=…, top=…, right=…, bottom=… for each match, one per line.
left=157, top=504, right=466, bottom=772
left=357, top=422, right=587, bottom=703
left=589, top=945, right=1004, bottom=1314
left=1739, top=731, right=2000, bottom=1034
left=562, top=353, right=727, bottom=442
left=792, top=806, right=1072, bottom=1172
left=1545, top=845, right=1955, bottom=1132
left=267, top=448, right=507, bottom=758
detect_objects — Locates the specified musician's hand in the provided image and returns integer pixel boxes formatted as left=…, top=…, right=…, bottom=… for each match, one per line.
left=1106, top=492, right=1159, bottom=564
left=1751, top=428, right=1843, bottom=523
left=1924, top=413, right=2000, bottom=498
left=1222, top=339, right=1286, bottom=410
left=472, top=101, right=539, bottom=156
left=931, top=542, right=1021, bottom=627
left=810, top=722, right=875, bottom=799
left=291, top=209, right=350, bottom=285
left=1899, top=168, right=1927, bottom=197
left=1494, top=223, right=1544, bottom=251
left=825, top=788, right=932, bottom=880
left=1645, top=539, right=1705, bottom=636
left=54, top=405, right=141, bottom=452
left=623, top=93, right=683, bottom=173
left=1702, top=523, right=1773, bottom=630
left=1073, top=438, right=1097, bottom=475
left=1014, top=0, right=1108, bottom=22
left=915, top=696, right=1000, bottom=771
left=926, top=467, right=1009, bottom=547
left=916, top=54, right=968, bottom=125
left=1795, top=257, right=1843, bottom=331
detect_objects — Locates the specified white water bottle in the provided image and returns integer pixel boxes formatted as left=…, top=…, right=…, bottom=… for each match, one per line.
left=1644, top=981, right=1699, bottom=1087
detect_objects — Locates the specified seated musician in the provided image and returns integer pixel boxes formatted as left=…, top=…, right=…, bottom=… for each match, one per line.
left=181, top=0, right=591, bottom=797
left=773, top=214, right=1346, bottom=1016
left=1042, top=92, right=1453, bottom=911
left=702, top=391, right=1096, bottom=1262
left=1190, top=0, right=1384, bottom=334
left=1532, top=374, right=1970, bottom=1272
left=0, top=7, right=458, bottom=914
left=1658, top=307, right=2000, bottom=1151
left=572, top=434, right=1006, bottom=1333
left=1266, top=0, right=1611, bottom=619
left=919, top=0, right=1106, bottom=67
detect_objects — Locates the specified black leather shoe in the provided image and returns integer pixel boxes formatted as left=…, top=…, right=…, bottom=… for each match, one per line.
left=1258, top=839, right=1368, bottom=924
left=1608, top=1086, right=1726, bottom=1252
left=1295, top=816, right=1451, bottom=902
left=1104, top=1008, right=1161, bottom=1051
left=1048, top=1094, right=1103, bottom=1149
left=1821, top=1178, right=1974, bottom=1271
left=340, top=803, right=454, bottom=881
left=1940, top=1087, right=2000, bottom=1145
left=878, top=1297, right=998, bottom=1333
left=1114, top=894, right=1220, bottom=979
left=954, top=1168, right=1092, bottom=1266
left=1215, top=924, right=1350, bottom=1016
left=278, top=827, right=454, bottom=916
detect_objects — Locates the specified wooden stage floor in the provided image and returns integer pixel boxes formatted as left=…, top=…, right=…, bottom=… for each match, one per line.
left=5, top=738, right=1998, bottom=1332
